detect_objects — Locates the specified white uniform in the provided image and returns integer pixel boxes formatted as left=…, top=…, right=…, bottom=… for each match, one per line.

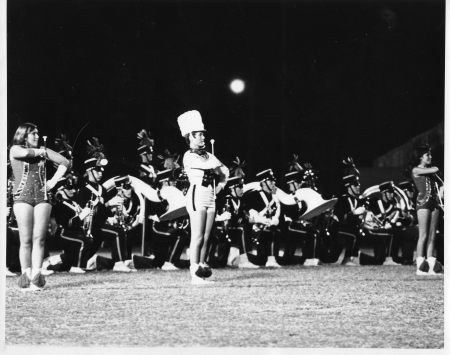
left=183, top=150, right=229, bottom=213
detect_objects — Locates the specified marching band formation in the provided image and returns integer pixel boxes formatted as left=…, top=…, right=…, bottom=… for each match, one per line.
left=6, top=111, right=444, bottom=290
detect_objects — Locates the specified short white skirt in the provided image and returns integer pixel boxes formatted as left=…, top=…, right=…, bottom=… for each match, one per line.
left=186, top=184, right=215, bottom=213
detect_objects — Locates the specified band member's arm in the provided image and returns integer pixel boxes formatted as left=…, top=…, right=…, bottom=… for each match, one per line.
left=129, top=176, right=162, bottom=202
left=134, top=191, right=146, bottom=225
left=270, top=199, right=281, bottom=225
left=412, top=166, right=439, bottom=176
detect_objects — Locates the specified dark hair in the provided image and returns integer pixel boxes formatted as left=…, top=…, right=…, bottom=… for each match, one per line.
left=184, top=131, right=204, bottom=146
left=414, top=144, right=431, bottom=164
left=12, top=122, right=38, bottom=146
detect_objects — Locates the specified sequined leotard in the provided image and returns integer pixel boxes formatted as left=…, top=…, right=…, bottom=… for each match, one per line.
left=412, top=173, right=439, bottom=210
left=10, top=146, right=70, bottom=206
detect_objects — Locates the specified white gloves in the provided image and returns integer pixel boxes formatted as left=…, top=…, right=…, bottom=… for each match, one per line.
left=353, top=206, right=366, bottom=215
left=215, top=211, right=231, bottom=222
left=46, top=165, right=68, bottom=190
left=107, top=196, right=124, bottom=207
left=79, top=207, right=91, bottom=221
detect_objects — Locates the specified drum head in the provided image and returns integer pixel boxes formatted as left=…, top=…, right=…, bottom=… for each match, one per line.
left=299, top=198, right=337, bottom=221
left=159, top=206, right=188, bottom=222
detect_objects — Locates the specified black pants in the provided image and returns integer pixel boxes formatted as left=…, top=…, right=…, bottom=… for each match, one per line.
left=247, top=226, right=282, bottom=266
left=60, top=228, right=95, bottom=268
left=284, top=223, right=317, bottom=264
left=152, top=222, right=189, bottom=268
left=91, top=225, right=128, bottom=262
left=6, top=227, right=21, bottom=272
left=394, top=225, right=418, bottom=264
left=335, top=227, right=358, bottom=259
left=358, top=228, right=393, bottom=265
left=208, top=225, right=247, bottom=268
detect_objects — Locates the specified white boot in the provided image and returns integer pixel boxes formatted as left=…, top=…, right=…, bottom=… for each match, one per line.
left=304, top=258, right=321, bottom=266
left=227, top=247, right=240, bottom=267
left=265, top=256, right=282, bottom=268
left=238, top=253, right=259, bottom=268
left=124, top=259, right=137, bottom=272
left=86, top=254, right=98, bottom=271
left=383, top=257, right=401, bottom=266
left=69, top=267, right=86, bottom=274
left=161, top=262, right=180, bottom=271
left=113, top=261, right=132, bottom=272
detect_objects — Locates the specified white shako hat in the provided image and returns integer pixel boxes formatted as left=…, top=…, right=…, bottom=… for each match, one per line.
left=177, top=110, right=206, bottom=137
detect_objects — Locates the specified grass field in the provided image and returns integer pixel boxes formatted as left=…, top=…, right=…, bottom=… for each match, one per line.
left=5, top=265, right=444, bottom=348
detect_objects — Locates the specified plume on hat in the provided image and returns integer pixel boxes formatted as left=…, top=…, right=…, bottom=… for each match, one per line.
left=341, top=156, right=360, bottom=177
left=288, top=154, right=304, bottom=172
left=86, top=137, right=106, bottom=159
left=137, top=129, right=154, bottom=149
left=230, top=156, right=246, bottom=178
left=54, top=133, right=73, bottom=160
left=157, top=149, right=180, bottom=170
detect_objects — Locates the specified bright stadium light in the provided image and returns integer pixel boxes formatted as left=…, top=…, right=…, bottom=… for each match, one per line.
left=229, top=78, right=245, bottom=94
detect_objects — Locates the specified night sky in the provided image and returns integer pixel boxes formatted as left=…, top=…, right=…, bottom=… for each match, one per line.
left=7, top=0, right=445, bottom=193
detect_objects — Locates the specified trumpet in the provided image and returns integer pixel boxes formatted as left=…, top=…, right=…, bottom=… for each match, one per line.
left=111, top=189, right=133, bottom=231
left=83, top=200, right=95, bottom=238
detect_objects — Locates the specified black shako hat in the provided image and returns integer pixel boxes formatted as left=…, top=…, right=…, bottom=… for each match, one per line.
left=155, top=169, right=173, bottom=184
left=397, top=180, right=415, bottom=192
left=379, top=181, right=395, bottom=193
left=284, top=171, right=302, bottom=184
left=226, top=176, right=244, bottom=190
left=256, top=169, right=276, bottom=182
left=342, top=174, right=360, bottom=187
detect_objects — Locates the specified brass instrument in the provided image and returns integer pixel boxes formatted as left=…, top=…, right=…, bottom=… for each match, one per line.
left=83, top=199, right=96, bottom=238
left=221, top=195, right=232, bottom=231
left=216, top=195, right=233, bottom=243
left=251, top=200, right=278, bottom=233
left=360, top=210, right=385, bottom=231
left=111, top=188, right=134, bottom=231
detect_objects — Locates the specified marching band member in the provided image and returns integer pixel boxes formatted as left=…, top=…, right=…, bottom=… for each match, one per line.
left=45, top=173, right=94, bottom=273
left=243, top=169, right=282, bottom=268
left=107, top=177, right=143, bottom=268
left=10, top=123, right=70, bottom=291
left=136, top=130, right=158, bottom=259
left=178, top=110, right=229, bottom=284
left=281, top=171, right=319, bottom=266
left=411, top=144, right=443, bottom=275
left=368, top=181, right=402, bottom=265
left=332, top=173, right=364, bottom=266
left=208, top=176, right=256, bottom=268
left=147, top=169, right=190, bottom=270
left=137, top=129, right=157, bottom=185
left=79, top=141, right=133, bottom=273
left=359, top=182, right=395, bottom=265
left=396, top=180, right=419, bottom=265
